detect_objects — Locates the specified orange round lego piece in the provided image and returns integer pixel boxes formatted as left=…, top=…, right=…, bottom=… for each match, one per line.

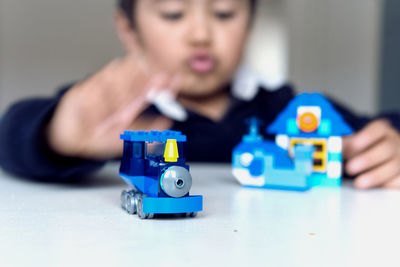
left=298, top=112, right=319, bottom=133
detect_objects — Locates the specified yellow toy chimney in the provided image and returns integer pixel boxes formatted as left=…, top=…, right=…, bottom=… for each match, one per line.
left=164, top=139, right=179, bottom=162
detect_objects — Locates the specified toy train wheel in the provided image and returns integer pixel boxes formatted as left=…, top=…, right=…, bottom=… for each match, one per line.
left=186, top=212, right=198, bottom=218
left=121, top=190, right=139, bottom=215
left=137, top=196, right=154, bottom=219
left=121, top=190, right=128, bottom=211
left=126, top=192, right=138, bottom=215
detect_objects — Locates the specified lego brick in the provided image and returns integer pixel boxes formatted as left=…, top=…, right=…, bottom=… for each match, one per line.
left=327, top=136, right=343, bottom=153
left=276, top=134, right=290, bottom=150
left=120, top=174, right=159, bottom=197
left=328, top=153, right=342, bottom=162
left=233, top=140, right=295, bottom=170
left=232, top=145, right=314, bottom=191
left=259, top=184, right=311, bottom=192
left=310, top=173, right=341, bottom=187
left=318, top=120, right=332, bottom=135
left=327, top=162, right=342, bottom=178
left=242, top=117, right=264, bottom=142
left=264, top=170, right=311, bottom=190
left=120, top=130, right=187, bottom=142
left=297, top=106, right=321, bottom=133
left=268, top=92, right=354, bottom=137
left=142, top=196, right=203, bottom=214
left=232, top=168, right=265, bottom=187
left=287, top=119, right=300, bottom=135
left=248, top=157, right=264, bottom=176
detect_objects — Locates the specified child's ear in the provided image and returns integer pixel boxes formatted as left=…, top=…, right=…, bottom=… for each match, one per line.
left=114, top=11, right=140, bottom=53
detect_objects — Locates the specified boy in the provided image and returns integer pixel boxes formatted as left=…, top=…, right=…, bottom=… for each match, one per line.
left=1, top=0, right=400, bottom=190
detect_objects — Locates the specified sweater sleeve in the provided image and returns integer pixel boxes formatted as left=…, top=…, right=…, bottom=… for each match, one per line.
left=0, top=84, right=106, bottom=182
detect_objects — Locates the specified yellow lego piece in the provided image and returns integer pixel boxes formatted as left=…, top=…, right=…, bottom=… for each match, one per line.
left=164, top=139, right=179, bottom=162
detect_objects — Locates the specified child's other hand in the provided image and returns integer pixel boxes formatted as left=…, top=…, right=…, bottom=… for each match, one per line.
left=343, top=120, right=400, bottom=189
left=47, top=52, right=180, bottom=160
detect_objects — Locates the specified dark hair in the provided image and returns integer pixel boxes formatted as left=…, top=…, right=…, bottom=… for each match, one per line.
left=117, top=0, right=257, bottom=27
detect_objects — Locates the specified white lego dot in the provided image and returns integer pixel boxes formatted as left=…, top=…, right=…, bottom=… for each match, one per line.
left=240, top=153, right=254, bottom=167
left=297, top=106, right=321, bottom=117
left=276, top=135, right=289, bottom=150
left=327, top=162, right=342, bottom=178
left=232, top=169, right=265, bottom=187
left=328, top=137, right=343, bottom=153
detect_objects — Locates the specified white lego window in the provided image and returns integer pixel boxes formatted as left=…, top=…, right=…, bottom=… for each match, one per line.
left=327, top=162, right=342, bottom=178
left=276, top=135, right=289, bottom=150
left=328, top=137, right=343, bottom=153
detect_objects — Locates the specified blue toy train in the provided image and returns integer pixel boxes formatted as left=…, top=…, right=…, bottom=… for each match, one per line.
left=119, top=130, right=203, bottom=219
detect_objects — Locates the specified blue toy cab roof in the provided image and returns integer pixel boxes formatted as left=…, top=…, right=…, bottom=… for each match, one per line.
left=120, top=130, right=187, bottom=142
left=267, top=92, right=353, bottom=137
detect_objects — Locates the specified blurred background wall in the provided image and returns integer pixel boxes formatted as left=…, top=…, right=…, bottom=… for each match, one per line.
left=287, top=0, right=382, bottom=114
left=379, top=0, right=400, bottom=113
left=0, top=0, right=122, bottom=112
left=0, top=0, right=394, bottom=115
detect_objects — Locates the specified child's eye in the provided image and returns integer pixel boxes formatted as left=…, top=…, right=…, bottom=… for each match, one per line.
left=214, top=11, right=236, bottom=20
left=161, top=12, right=184, bottom=21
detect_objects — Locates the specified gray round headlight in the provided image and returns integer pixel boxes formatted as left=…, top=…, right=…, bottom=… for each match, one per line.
left=161, top=166, right=192, bottom=198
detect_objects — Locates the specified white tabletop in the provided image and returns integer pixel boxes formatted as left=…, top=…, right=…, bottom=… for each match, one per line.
left=1, top=163, right=400, bottom=267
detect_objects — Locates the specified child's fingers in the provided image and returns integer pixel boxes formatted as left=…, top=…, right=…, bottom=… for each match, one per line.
left=168, top=72, right=184, bottom=96
left=137, top=115, right=172, bottom=132
left=107, top=57, right=169, bottom=112
left=126, top=114, right=173, bottom=132
left=94, top=73, right=169, bottom=134
left=354, top=157, right=400, bottom=189
left=147, top=72, right=183, bottom=97
left=117, top=54, right=177, bottom=98
left=92, top=58, right=123, bottom=78
left=121, top=51, right=149, bottom=75
left=383, top=175, right=400, bottom=189
left=124, top=47, right=168, bottom=78
left=343, top=120, right=392, bottom=159
left=148, top=72, right=188, bottom=122
left=145, top=73, right=171, bottom=101
left=93, top=94, right=147, bottom=138
left=117, top=73, right=170, bottom=123
left=345, top=137, right=397, bottom=176
left=147, top=115, right=173, bottom=131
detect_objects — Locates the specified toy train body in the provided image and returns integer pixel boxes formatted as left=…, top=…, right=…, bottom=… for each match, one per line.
left=119, top=130, right=203, bottom=219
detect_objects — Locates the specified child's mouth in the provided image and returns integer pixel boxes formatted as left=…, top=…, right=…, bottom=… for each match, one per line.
left=188, top=53, right=216, bottom=74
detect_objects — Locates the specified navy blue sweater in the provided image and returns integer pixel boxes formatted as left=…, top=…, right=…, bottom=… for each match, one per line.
left=1, top=84, right=399, bottom=181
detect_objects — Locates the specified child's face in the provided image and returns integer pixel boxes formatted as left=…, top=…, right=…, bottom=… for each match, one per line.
left=125, top=0, right=251, bottom=97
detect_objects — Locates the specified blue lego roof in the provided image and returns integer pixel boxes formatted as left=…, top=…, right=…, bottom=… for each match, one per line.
left=267, top=92, right=353, bottom=137
left=120, top=130, right=187, bottom=142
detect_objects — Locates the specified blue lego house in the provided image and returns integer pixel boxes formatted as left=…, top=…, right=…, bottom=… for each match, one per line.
left=232, top=93, right=353, bottom=191
left=267, top=93, right=353, bottom=187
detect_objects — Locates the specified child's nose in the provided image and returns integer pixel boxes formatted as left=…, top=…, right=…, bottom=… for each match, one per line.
left=186, top=15, right=213, bottom=47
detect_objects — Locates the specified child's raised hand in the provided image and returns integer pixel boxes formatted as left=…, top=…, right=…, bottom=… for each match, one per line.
left=46, top=51, right=180, bottom=160
left=343, top=120, right=400, bottom=189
